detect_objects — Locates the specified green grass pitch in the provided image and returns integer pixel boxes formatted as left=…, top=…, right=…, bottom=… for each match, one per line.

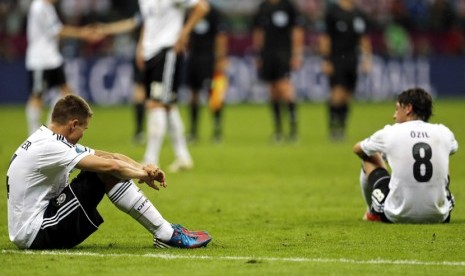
left=1, top=100, right=465, bottom=275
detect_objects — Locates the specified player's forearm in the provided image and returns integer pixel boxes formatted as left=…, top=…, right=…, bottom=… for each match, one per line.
left=360, top=35, right=372, bottom=60
left=182, top=0, right=210, bottom=38
left=353, top=143, right=386, bottom=168
left=215, top=33, right=228, bottom=58
left=252, top=28, right=263, bottom=53
left=353, top=142, right=368, bottom=160
left=100, top=18, right=136, bottom=35
left=292, top=27, right=304, bottom=58
left=95, top=150, right=144, bottom=170
left=110, top=159, right=148, bottom=180
left=319, top=34, right=331, bottom=58
left=59, top=25, right=87, bottom=39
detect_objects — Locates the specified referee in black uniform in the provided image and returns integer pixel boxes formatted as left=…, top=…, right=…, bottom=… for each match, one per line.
left=252, top=0, right=305, bottom=143
left=186, top=3, right=228, bottom=143
left=320, top=0, right=372, bottom=141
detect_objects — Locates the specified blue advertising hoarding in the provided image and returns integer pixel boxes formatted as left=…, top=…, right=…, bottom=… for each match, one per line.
left=0, top=55, right=464, bottom=105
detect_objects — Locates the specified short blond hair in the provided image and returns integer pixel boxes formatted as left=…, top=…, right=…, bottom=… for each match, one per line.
left=51, top=95, right=93, bottom=125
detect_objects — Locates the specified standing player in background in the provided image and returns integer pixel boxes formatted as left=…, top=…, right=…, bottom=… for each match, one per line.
left=25, top=0, right=102, bottom=135
left=353, top=88, right=458, bottom=223
left=186, top=2, right=229, bottom=143
left=252, top=0, right=305, bottom=143
left=320, top=0, right=372, bottom=141
left=138, top=0, right=209, bottom=172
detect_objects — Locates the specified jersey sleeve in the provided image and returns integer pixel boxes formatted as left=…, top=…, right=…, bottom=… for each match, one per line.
left=252, top=5, right=265, bottom=29
left=288, top=0, right=305, bottom=28
left=182, top=0, right=200, bottom=8
left=43, top=4, right=63, bottom=37
left=212, top=7, right=229, bottom=34
left=76, top=143, right=95, bottom=155
left=360, top=125, right=391, bottom=156
left=439, top=124, right=459, bottom=155
left=41, top=141, right=92, bottom=172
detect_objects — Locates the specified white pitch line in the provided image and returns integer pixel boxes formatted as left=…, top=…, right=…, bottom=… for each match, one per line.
left=2, top=250, right=465, bottom=267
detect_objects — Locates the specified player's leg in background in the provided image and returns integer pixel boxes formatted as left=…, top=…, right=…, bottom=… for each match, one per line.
left=328, top=85, right=352, bottom=141
left=26, top=68, right=71, bottom=135
left=209, top=77, right=224, bottom=143
left=275, top=77, right=297, bottom=142
left=167, top=105, right=193, bottom=172
left=144, top=102, right=167, bottom=166
left=45, top=83, right=72, bottom=124
left=212, top=104, right=223, bottom=143
left=132, top=82, right=146, bottom=144
left=143, top=52, right=169, bottom=167
left=269, top=82, right=283, bottom=143
left=210, top=56, right=229, bottom=143
left=26, top=93, right=43, bottom=135
left=26, top=70, right=44, bottom=135
left=188, top=88, right=201, bottom=143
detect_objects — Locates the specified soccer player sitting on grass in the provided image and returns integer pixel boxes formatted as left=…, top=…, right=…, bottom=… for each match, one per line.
left=7, top=94, right=211, bottom=249
left=353, top=88, right=458, bottom=223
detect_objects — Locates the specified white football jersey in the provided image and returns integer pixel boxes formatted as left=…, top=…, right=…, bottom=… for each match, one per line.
left=361, top=120, right=458, bottom=223
left=138, top=0, right=199, bottom=60
left=26, top=0, right=64, bottom=70
left=7, top=126, right=93, bottom=248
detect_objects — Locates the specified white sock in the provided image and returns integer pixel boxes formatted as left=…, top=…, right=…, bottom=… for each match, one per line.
left=107, top=180, right=173, bottom=241
left=46, top=93, right=62, bottom=125
left=144, top=108, right=167, bottom=165
left=167, top=107, right=191, bottom=161
left=26, top=103, right=41, bottom=135
left=360, top=167, right=372, bottom=209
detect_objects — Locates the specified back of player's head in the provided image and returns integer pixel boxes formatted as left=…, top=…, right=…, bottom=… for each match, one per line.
left=397, top=88, right=433, bottom=122
left=52, top=94, right=93, bottom=125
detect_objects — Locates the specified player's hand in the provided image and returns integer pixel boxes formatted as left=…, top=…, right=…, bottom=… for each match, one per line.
left=360, top=58, right=372, bottom=74
left=139, top=177, right=160, bottom=190
left=321, top=59, right=333, bottom=75
left=81, top=25, right=105, bottom=43
left=290, top=55, right=303, bottom=71
left=174, top=31, right=189, bottom=54
left=136, top=50, right=145, bottom=71
left=143, top=164, right=167, bottom=188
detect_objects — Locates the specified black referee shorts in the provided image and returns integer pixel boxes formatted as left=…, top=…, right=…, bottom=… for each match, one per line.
left=259, top=51, right=291, bottom=82
left=186, top=54, right=214, bottom=92
left=29, top=171, right=105, bottom=249
left=329, top=56, right=358, bottom=92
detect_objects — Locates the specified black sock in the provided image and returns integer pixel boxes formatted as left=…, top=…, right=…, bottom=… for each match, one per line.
left=190, top=102, right=200, bottom=137
left=134, top=103, right=144, bottom=135
left=213, top=109, right=222, bottom=138
left=271, top=100, right=282, bottom=135
left=288, top=101, right=297, bottom=136
left=329, top=103, right=349, bottom=137
left=338, top=104, right=349, bottom=130
left=328, top=103, right=339, bottom=131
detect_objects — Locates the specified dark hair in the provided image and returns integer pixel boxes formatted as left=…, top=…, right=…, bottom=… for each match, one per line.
left=51, top=95, right=93, bottom=125
left=397, top=88, right=433, bottom=122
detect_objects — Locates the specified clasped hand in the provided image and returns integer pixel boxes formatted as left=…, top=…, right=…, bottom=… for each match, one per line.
left=139, top=164, right=167, bottom=190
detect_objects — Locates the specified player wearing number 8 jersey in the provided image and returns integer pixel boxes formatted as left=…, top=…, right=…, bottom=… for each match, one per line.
left=353, top=88, right=458, bottom=223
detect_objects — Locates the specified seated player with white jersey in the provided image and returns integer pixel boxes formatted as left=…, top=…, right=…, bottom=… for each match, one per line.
left=353, top=88, right=458, bottom=223
left=7, top=94, right=211, bottom=249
